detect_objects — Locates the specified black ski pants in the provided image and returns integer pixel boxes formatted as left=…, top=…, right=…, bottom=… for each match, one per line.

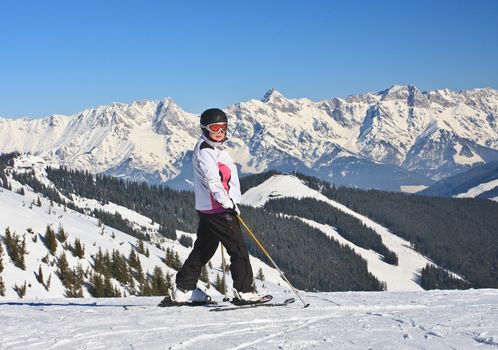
left=175, top=212, right=254, bottom=293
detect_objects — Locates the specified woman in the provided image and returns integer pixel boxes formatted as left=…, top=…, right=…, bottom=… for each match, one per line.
left=173, top=108, right=261, bottom=304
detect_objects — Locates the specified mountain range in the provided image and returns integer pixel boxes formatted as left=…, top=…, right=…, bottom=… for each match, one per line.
left=1, top=85, right=498, bottom=191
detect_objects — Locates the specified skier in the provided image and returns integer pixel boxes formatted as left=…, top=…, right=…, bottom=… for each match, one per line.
left=171, top=108, right=262, bottom=304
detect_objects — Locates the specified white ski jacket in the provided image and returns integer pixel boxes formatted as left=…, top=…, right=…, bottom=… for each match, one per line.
left=193, top=135, right=241, bottom=213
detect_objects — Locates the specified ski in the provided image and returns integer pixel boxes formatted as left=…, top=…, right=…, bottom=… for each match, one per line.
left=231, top=294, right=273, bottom=306
left=210, top=297, right=295, bottom=312
left=157, top=296, right=217, bottom=308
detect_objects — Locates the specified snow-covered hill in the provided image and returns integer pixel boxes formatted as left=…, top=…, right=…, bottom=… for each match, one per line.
left=0, top=289, right=497, bottom=349
left=0, top=158, right=285, bottom=299
left=1, top=86, right=498, bottom=191
left=241, top=174, right=460, bottom=292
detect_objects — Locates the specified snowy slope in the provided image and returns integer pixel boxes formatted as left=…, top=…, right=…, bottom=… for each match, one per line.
left=455, top=179, right=498, bottom=199
left=1, top=86, right=498, bottom=190
left=242, top=174, right=456, bottom=292
left=0, top=289, right=497, bottom=349
left=0, top=185, right=284, bottom=300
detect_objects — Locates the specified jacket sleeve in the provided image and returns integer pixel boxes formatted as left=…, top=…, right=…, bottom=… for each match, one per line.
left=197, top=148, right=233, bottom=208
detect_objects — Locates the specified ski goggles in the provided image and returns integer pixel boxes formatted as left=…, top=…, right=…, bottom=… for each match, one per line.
left=202, top=122, right=228, bottom=134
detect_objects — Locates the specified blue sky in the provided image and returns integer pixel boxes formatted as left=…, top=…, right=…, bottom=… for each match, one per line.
left=1, top=0, right=497, bottom=118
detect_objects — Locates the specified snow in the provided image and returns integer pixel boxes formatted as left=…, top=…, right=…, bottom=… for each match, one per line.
left=455, top=178, right=498, bottom=198
left=400, top=185, right=428, bottom=193
left=242, top=174, right=455, bottom=291
left=0, top=288, right=497, bottom=349
left=452, top=143, right=484, bottom=165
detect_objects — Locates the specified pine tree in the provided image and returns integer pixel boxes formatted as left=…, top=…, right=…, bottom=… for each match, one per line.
left=173, top=252, right=182, bottom=270
left=128, top=268, right=136, bottom=291
left=57, top=252, right=72, bottom=287
left=150, top=266, right=170, bottom=296
left=215, top=273, right=225, bottom=294
left=65, top=264, right=84, bottom=298
left=128, top=249, right=140, bottom=270
left=89, top=273, right=105, bottom=297
left=73, top=238, right=85, bottom=259
left=0, top=241, right=3, bottom=273
left=44, top=225, right=57, bottom=255
left=136, top=239, right=145, bottom=255
left=45, top=274, right=52, bottom=291
left=164, top=248, right=173, bottom=268
left=56, top=225, right=68, bottom=243
left=36, top=196, right=42, bottom=207
left=93, top=248, right=113, bottom=278
left=36, top=265, right=44, bottom=284
left=199, top=265, right=209, bottom=283
left=179, top=235, right=193, bottom=248
left=136, top=263, right=149, bottom=295
left=0, top=276, right=5, bottom=296
left=41, top=253, right=50, bottom=264
left=14, top=281, right=27, bottom=298
left=111, top=249, right=130, bottom=285
left=4, top=227, right=27, bottom=270
left=105, top=274, right=119, bottom=297
left=256, top=267, right=265, bottom=281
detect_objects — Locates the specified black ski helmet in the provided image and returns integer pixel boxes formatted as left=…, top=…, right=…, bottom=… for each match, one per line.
left=200, top=108, right=228, bottom=138
left=200, top=108, right=227, bottom=126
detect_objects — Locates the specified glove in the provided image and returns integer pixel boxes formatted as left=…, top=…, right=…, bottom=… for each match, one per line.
left=222, top=198, right=240, bottom=216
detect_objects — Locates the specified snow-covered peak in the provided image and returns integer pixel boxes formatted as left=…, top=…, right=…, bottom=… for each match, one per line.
left=379, top=84, right=418, bottom=100
left=1, top=85, right=498, bottom=189
left=261, top=88, right=286, bottom=103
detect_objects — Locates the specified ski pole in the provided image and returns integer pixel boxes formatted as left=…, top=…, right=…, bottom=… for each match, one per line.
left=236, top=215, right=310, bottom=308
left=220, top=244, right=229, bottom=302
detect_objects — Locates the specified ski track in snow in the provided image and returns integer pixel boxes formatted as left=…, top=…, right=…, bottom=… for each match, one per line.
left=1, top=289, right=497, bottom=349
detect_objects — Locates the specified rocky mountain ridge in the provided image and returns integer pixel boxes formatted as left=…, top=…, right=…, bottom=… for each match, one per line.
left=1, top=85, right=497, bottom=190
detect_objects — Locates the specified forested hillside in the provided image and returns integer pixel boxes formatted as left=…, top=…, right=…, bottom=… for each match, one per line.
left=240, top=206, right=385, bottom=291
left=295, top=173, right=498, bottom=288
left=265, top=197, right=398, bottom=265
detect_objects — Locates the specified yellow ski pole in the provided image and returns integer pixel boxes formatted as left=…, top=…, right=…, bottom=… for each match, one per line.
left=236, top=215, right=310, bottom=308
